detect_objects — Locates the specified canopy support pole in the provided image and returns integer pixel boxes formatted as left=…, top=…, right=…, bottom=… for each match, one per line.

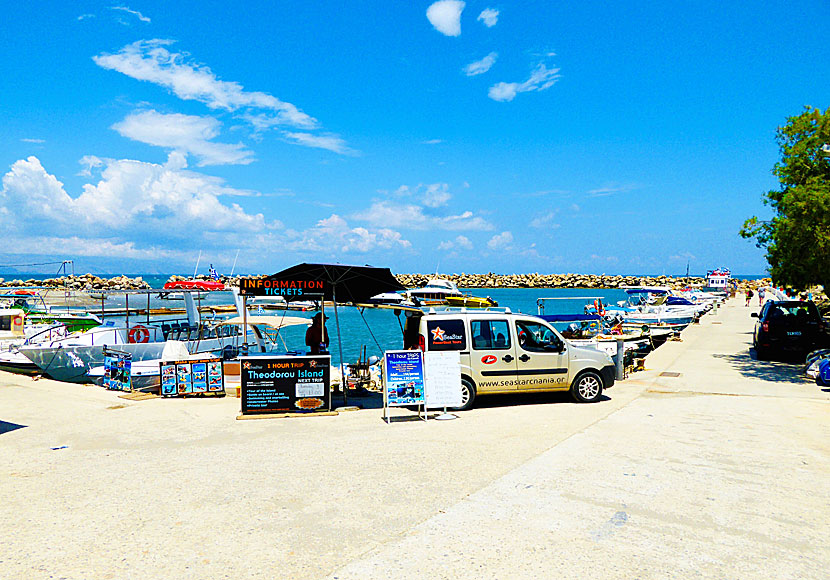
left=332, top=286, right=348, bottom=407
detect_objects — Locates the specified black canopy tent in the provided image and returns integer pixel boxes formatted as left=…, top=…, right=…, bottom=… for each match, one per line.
left=239, top=263, right=405, bottom=406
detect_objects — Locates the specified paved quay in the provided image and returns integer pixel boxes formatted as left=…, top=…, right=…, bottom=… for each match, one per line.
left=2, top=298, right=828, bottom=579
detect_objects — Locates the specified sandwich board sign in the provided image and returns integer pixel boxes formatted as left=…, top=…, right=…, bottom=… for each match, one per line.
left=240, top=355, right=331, bottom=414
left=424, top=351, right=462, bottom=409
left=383, top=350, right=426, bottom=422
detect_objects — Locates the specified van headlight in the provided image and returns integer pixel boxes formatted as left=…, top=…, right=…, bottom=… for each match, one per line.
left=806, top=360, right=821, bottom=378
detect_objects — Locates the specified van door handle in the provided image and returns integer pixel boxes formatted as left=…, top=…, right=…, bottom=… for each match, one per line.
left=502, top=354, right=514, bottom=362
left=519, top=354, right=530, bottom=362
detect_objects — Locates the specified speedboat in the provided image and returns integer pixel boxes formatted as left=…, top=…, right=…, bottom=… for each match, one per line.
left=15, top=293, right=241, bottom=383
left=404, top=278, right=463, bottom=305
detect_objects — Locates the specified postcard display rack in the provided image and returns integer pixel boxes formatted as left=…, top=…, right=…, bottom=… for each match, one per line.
left=382, top=350, right=462, bottom=423
left=103, top=348, right=132, bottom=392
left=160, top=358, right=225, bottom=397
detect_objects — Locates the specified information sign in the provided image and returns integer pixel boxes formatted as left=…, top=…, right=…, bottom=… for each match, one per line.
left=238, top=276, right=327, bottom=299
left=424, top=351, right=462, bottom=409
left=240, top=355, right=331, bottom=414
left=159, top=358, right=224, bottom=397
left=103, top=349, right=131, bottom=391
left=383, top=350, right=425, bottom=407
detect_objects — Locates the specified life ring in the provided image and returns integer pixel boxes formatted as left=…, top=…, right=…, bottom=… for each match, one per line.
left=128, top=325, right=150, bottom=343
left=13, top=315, right=23, bottom=326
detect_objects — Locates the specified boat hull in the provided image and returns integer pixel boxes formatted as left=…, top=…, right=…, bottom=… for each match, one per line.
left=19, top=337, right=233, bottom=383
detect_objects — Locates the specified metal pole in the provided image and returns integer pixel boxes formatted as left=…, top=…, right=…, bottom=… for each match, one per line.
left=125, top=293, right=130, bottom=332
left=242, top=295, right=247, bottom=353
left=332, top=286, right=348, bottom=407
left=614, top=338, right=625, bottom=380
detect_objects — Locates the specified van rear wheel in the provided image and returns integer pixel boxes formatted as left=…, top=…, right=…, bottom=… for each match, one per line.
left=453, top=378, right=476, bottom=411
left=571, top=371, right=603, bottom=403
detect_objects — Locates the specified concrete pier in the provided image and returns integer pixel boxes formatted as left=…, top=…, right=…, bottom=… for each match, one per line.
left=1, top=298, right=827, bottom=579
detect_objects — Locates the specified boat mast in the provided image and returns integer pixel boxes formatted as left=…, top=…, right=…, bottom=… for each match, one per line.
left=193, top=250, right=202, bottom=278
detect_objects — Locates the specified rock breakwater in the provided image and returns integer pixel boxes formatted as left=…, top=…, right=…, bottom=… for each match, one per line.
left=396, top=272, right=771, bottom=290
left=0, top=274, right=150, bottom=290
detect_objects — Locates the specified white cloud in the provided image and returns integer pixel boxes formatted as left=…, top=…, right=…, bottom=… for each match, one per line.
left=111, top=6, right=151, bottom=23
left=426, top=0, right=465, bottom=37
left=438, top=235, right=473, bottom=251
left=587, top=184, right=637, bottom=197
left=422, top=139, right=443, bottom=145
left=530, top=212, right=559, bottom=229
left=77, top=13, right=95, bottom=21
left=282, top=132, right=356, bottom=155
left=21, top=138, right=45, bottom=144
left=422, top=183, right=451, bottom=208
left=489, top=63, right=561, bottom=102
left=355, top=201, right=493, bottom=231
left=0, top=155, right=274, bottom=250
left=463, top=52, right=497, bottom=76
left=93, top=40, right=317, bottom=129
left=487, top=231, right=513, bottom=250
left=477, top=8, right=499, bottom=27
left=390, top=182, right=452, bottom=208
left=285, top=214, right=411, bottom=254
left=113, top=110, right=254, bottom=166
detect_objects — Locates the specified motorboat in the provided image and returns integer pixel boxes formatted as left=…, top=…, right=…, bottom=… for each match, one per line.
left=0, top=291, right=101, bottom=332
left=159, top=279, right=224, bottom=300
left=445, top=294, right=498, bottom=308
left=404, top=278, right=463, bottom=305
left=15, top=292, right=242, bottom=383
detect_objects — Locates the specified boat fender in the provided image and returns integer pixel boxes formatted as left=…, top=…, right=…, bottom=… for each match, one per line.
left=128, top=324, right=150, bottom=344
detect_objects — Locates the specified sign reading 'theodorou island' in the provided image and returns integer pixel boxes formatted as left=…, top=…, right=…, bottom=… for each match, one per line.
left=240, top=355, right=331, bottom=414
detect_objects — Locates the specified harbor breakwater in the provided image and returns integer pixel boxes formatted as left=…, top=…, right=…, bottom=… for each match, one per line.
left=0, top=272, right=771, bottom=291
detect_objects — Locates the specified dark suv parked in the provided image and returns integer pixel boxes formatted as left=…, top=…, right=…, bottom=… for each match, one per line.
left=752, top=300, right=826, bottom=360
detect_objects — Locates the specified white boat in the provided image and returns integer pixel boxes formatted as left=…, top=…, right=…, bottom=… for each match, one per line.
left=16, top=293, right=242, bottom=383
left=404, top=278, right=463, bottom=305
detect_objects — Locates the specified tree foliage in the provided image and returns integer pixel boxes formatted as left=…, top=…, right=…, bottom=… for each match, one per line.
left=741, top=106, right=830, bottom=290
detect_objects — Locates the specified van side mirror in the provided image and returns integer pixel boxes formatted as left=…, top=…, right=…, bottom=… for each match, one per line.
left=750, top=312, right=759, bottom=318
left=544, top=342, right=564, bottom=353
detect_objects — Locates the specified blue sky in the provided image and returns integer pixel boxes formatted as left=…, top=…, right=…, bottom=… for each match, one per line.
left=1, top=1, right=828, bottom=276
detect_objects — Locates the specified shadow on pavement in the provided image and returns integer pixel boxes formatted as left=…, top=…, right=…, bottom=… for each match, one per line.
left=712, top=350, right=809, bottom=384
left=0, top=420, right=27, bottom=435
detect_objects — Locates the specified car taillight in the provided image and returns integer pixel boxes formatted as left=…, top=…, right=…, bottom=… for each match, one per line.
left=762, top=322, right=769, bottom=332
left=418, top=334, right=426, bottom=351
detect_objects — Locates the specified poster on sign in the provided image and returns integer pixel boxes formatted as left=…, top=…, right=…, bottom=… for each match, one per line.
left=159, top=358, right=224, bottom=397
left=240, top=355, right=331, bottom=414
left=103, top=349, right=132, bottom=391
left=424, top=351, right=462, bottom=409
left=383, top=350, right=425, bottom=407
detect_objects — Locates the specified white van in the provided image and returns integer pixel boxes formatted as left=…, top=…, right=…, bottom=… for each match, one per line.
left=403, top=308, right=616, bottom=410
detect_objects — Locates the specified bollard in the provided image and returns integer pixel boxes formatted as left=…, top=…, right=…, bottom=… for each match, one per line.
left=614, top=338, right=625, bottom=380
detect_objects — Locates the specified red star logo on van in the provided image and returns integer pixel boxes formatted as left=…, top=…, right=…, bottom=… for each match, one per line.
left=431, top=326, right=445, bottom=341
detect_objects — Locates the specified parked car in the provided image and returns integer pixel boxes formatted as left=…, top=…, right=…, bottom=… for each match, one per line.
left=402, top=308, right=615, bottom=410
left=752, top=300, right=826, bottom=360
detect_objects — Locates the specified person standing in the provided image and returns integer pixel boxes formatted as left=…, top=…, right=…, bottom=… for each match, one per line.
left=305, top=312, right=329, bottom=354
left=746, top=289, right=754, bottom=306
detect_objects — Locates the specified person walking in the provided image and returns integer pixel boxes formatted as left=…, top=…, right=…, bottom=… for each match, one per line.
left=305, top=312, right=329, bottom=355
left=746, top=289, right=754, bottom=306
left=758, top=287, right=766, bottom=305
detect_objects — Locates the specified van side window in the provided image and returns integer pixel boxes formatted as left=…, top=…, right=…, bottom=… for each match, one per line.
left=516, top=320, right=561, bottom=353
left=470, top=320, right=511, bottom=350
left=426, top=319, right=466, bottom=351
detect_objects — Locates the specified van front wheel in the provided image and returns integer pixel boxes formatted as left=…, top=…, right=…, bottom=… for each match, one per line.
left=454, top=378, right=476, bottom=411
left=571, top=371, right=603, bottom=403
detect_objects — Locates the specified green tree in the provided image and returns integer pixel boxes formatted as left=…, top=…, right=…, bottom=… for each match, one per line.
left=741, top=106, right=830, bottom=290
